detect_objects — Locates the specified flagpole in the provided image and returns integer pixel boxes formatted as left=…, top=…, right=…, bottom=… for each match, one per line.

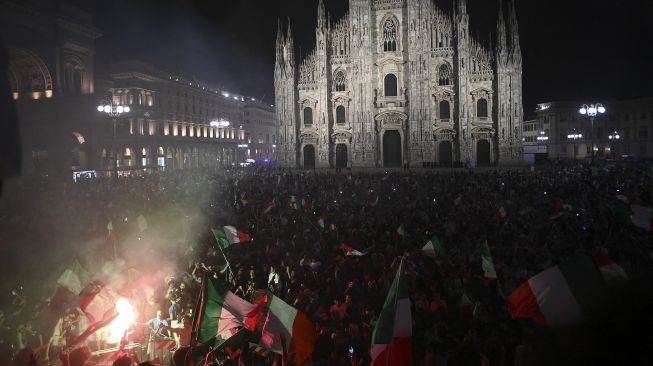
left=386, top=257, right=404, bottom=366
left=216, top=244, right=235, bottom=280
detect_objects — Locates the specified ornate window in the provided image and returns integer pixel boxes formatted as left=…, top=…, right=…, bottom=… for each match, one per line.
left=303, top=107, right=313, bottom=126
left=382, top=18, right=398, bottom=52
left=477, top=98, right=488, bottom=118
left=384, top=74, right=398, bottom=97
left=438, top=64, right=452, bottom=86
left=439, top=101, right=450, bottom=120
left=336, top=106, right=346, bottom=125
left=334, top=71, right=346, bottom=91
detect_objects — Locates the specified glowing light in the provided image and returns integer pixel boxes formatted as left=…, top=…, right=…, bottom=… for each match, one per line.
left=124, top=106, right=131, bottom=113
left=579, top=107, right=587, bottom=115
left=97, top=106, right=104, bottom=112
left=12, top=92, right=19, bottom=100
left=117, top=106, right=124, bottom=113
left=45, top=90, right=53, bottom=98
left=104, top=105, right=111, bottom=113
left=598, top=106, right=606, bottom=114
left=108, top=298, right=137, bottom=343
left=32, top=92, right=41, bottom=99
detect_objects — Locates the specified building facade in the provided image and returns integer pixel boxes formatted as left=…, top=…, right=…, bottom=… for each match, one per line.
left=2, top=0, right=102, bottom=177
left=100, top=61, right=248, bottom=173
left=526, top=98, right=653, bottom=161
left=275, top=0, right=523, bottom=168
left=243, top=100, right=277, bottom=163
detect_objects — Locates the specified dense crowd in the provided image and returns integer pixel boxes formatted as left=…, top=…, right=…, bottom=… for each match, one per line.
left=2, top=162, right=653, bottom=366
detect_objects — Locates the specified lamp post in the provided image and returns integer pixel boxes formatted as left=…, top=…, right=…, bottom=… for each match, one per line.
left=579, top=103, right=606, bottom=163
left=567, top=129, right=583, bottom=161
left=97, top=99, right=130, bottom=178
left=608, top=130, right=620, bottom=159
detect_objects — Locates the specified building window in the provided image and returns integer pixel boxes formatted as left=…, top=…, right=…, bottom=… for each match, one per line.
left=303, top=107, right=313, bottom=126
left=336, top=106, right=346, bottom=124
left=477, top=99, right=488, bottom=118
left=638, top=126, right=648, bottom=139
left=382, top=18, right=398, bottom=52
left=384, top=74, right=398, bottom=97
left=439, top=100, right=450, bottom=120
left=438, top=64, right=451, bottom=86
left=334, top=71, right=346, bottom=91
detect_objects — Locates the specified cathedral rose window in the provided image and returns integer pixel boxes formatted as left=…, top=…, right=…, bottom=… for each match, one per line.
left=334, top=71, right=346, bottom=91
left=382, top=19, right=398, bottom=52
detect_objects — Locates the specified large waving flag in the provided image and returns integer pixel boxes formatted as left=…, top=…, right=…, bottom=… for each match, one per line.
left=630, top=204, right=653, bottom=232
left=255, top=294, right=316, bottom=365
left=370, top=258, right=412, bottom=366
left=211, top=226, right=251, bottom=249
left=57, top=260, right=92, bottom=296
left=422, top=236, right=445, bottom=258
left=194, top=276, right=260, bottom=346
left=508, top=255, right=627, bottom=326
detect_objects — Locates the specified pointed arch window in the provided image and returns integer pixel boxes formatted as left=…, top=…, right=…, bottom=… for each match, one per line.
left=384, top=74, right=398, bottom=97
left=303, top=107, right=313, bottom=126
left=382, top=18, right=398, bottom=52
left=334, top=71, right=346, bottom=91
left=438, top=64, right=452, bottom=86
left=477, top=98, right=488, bottom=118
left=336, top=106, right=346, bottom=125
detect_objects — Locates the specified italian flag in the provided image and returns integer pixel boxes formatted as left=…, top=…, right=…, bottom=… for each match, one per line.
left=255, top=294, right=316, bottom=365
left=240, top=192, right=252, bottom=205
left=370, top=258, right=412, bottom=366
left=290, top=196, right=301, bottom=210
left=340, top=243, right=365, bottom=256
left=212, top=226, right=251, bottom=250
left=481, top=241, right=497, bottom=279
left=317, top=213, right=326, bottom=229
left=631, top=204, right=653, bottom=232
left=508, top=255, right=627, bottom=326
left=422, top=236, right=445, bottom=258
left=57, top=260, right=92, bottom=296
left=194, top=276, right=260, bottom=346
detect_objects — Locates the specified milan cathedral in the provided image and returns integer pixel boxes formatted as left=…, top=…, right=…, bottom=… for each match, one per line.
left=274, top=0, right=523, bottom=168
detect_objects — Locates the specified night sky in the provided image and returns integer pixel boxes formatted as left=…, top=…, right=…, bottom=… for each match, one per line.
left=70, top=0, right=653, bottom=117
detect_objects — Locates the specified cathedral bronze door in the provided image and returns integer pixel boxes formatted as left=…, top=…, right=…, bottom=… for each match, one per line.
left=336, top=144, right=348, bottom=168
left=477, top=140, right=491, bottom=166
left=439, top=141, right=453, bottom=167
left=303, top=145, right=316, bottom=168
left=383, top=130, right=402, bottom=168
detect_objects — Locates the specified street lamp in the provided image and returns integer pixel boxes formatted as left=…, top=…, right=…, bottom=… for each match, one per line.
left=608, top=130, right=620, bottom=159
left=579, top=103, right=605, bottom=163
left=210, top=119, right=230, bottom=128
left=97, top=99, right=130, bottom=178
left=567, top=130, right=583, bottom=160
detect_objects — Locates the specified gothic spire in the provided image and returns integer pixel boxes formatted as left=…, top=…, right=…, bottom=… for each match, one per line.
left=508, top=0, right=522, bottom=63
left=285, top=18, right=295, bottom=67
left=496, top=0, right=507, bottom=56
left=317, top=0, right=327, bottom=30
left=275, top=18, right=284, bottom=71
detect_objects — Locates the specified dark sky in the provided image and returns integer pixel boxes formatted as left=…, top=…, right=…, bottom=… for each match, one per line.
left=70, top=0, right=653, bottom=117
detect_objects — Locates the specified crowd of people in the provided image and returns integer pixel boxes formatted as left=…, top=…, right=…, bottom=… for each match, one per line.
left=2, top=162, right=653, bottom=366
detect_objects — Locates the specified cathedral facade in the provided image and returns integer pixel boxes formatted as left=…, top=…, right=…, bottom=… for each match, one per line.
left=275, top=0, right=523, bottom=168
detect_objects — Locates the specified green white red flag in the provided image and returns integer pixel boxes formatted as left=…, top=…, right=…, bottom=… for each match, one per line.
left=370, top=258, right=412, bottom=366
left=57, top=260, right=91, bottom=296
left=340, top=243, right=366, bottom=256
left=317, top=213, right=326, bottom=229
left=211, top=226, right=251, bottom=250
left=254, top=294, right=316, bottom=365
left=508, top=255, right=627, bottom=326
left=421, top=236, right=445, bottom=258
left=481, top=241, right=497, bottom=279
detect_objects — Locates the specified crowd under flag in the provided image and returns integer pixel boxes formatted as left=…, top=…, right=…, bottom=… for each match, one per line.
left=340, top=243, right=366, bottom=256
left=508, top=255, right=628, bottom=326
left=421, top=236, right=446, bottom=259
left=630, top=204, right=653, bottom=232
left=193, top=276, right=260, bottom=347
left=481, top=241, right=497, bottom=279
left=211, top=226, right=251, bottom=249
left=57, top=260, right=92, bottom=296
left=255, top=294, right=316, bottom=365
left=370, top=258, right=412, bottom=366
